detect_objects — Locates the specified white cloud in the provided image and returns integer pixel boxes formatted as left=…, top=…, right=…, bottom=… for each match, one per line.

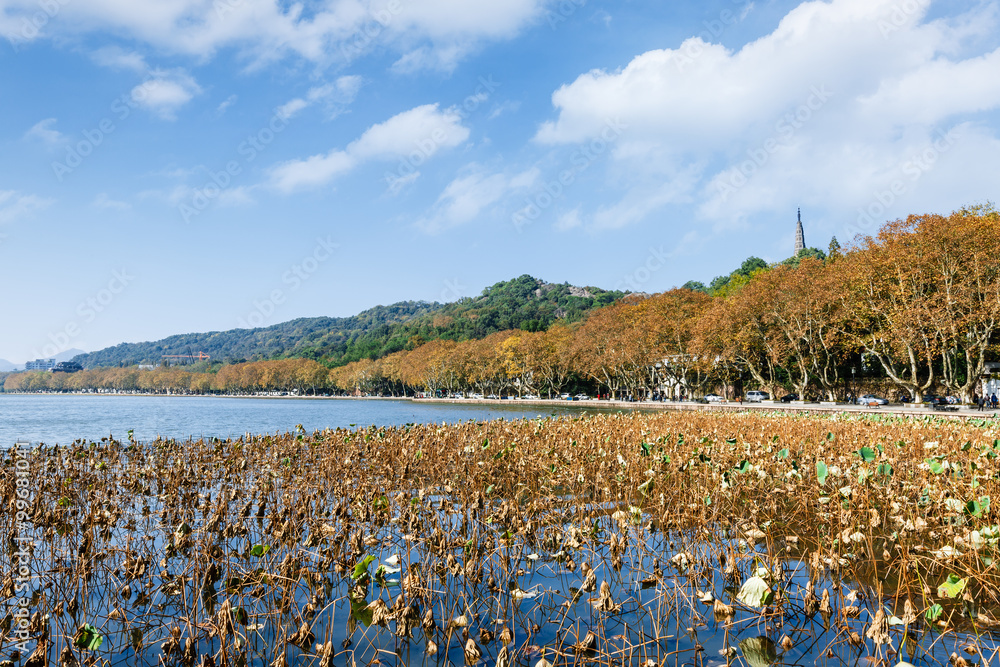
left=416, top=165, right=539, bottom=233
left=391, top=44, right=466, bottom=74
left=0, top=191, right=49, bottom=225
left=417, top=171, right=509, bottom=233
left=140, top=185, right=189, bottom=206
left=137, top=181, right=254, bottom=213
left=92, top=193, right=131, bottom=211
left=276, top=98, right=309, bottom=120
left=858, top=49, right=1000, bottom=125
left=349, top=104, right=468, bottom=159
left=387, top=171, right=420, bottom=194
left=216, top=94, right=238, bottom=115
left=1, top=0, right=551, bottom=70
left=590, top=10, right=612, bottom=28
left=216, top=186, right=256, bottom=208
left=489, top=100, right=521, bottom=120
left=131, top=69, right=202, bottom=119
left=508, top=167, right=539, bottom=190
left=555, top=208, right=582, bottom=231
left=592, top=173, right=699, bottom=230
left=384, top=0, right=549, bottom=42
left=379, top=0, right=555, bottom=71
left=311, top=76, right=363, bottom=105
left=270, top=151, right=357, bottom=192
left=270, top=103, right=470, bottom=192
left=533, top=0, right=1000, bottom=231
left=89, top=47, right=200, bottom=120
left=24, top=118, right=64, bottom=145
left=277, top=75, right=363, bottom=120
left=91, top=46, right=148, bottom=72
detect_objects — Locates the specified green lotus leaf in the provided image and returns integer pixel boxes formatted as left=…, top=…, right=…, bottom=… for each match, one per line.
left=816, top=461, right=828, bottom=486
left=352, top=555, right=377, bottom=581
left=74, top=625, right=104, bottom=651
left=937, top=574, right=967, bottom=599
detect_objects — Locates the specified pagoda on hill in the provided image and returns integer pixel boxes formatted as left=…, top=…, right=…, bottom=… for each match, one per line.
left=794, top=208, right=805, bottom=253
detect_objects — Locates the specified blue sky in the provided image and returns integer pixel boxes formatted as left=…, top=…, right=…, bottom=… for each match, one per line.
left=1, top=0, right=998, bottom=363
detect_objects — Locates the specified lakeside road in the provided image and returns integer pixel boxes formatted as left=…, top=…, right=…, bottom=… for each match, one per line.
left=409, top=396, right=1000, bottom=420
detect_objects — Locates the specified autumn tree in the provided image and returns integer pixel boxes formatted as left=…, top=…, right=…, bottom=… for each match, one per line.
left=642, top=288, right=714, bottom=397
left=842, top=216, right=943, bottom=401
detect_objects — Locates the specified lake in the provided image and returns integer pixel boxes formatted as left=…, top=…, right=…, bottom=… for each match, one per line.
left=0, top=394, right=618, bottom=445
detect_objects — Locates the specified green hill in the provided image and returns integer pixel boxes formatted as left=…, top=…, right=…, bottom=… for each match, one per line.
left=72, top=275, right=625, bottom=368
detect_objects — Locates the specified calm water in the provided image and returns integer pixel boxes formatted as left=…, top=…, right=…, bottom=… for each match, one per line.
left=0, top=394, right=617, bottom=445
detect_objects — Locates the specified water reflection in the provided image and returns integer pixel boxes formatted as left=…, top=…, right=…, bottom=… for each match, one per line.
left=739, top=636, right=777, bottom=667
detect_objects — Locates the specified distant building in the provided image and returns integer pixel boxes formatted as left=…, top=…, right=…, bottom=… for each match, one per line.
left=52, top=361, right=83, bottom=373
left=985, top=363, right=1000, bottom=398
left=25, top=359, right=56, bottom=371
left=794, top=208, right=806, bottom=253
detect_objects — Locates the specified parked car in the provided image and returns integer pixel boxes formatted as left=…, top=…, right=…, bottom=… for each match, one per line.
left=522, top=394, right=539, bottom=400
left=780, top=393, right=799, bottom=403
left=470, top=393, right=484, bottom=400
left=745, top=390, right=770, bottom=402
left=559, top=393, right=573, bottom=400
left=486, top=394, right=499, bottom=400
left=704, top=394, right=724, bottom=402
left=856, top=394, right=888, bottom=405
left=575, top=394, right=591, bottom=400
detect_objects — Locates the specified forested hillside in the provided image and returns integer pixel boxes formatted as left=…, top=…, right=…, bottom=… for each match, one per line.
left=71, top=276, right=625, bottom=368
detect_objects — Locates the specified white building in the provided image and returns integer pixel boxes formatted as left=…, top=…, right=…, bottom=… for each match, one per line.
left=25, top=358, right=56, bottom=371
left=985, top=362, right=1000, bottom=398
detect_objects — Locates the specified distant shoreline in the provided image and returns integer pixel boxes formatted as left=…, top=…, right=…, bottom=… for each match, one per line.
left=3, top=391, right=998, bottom=420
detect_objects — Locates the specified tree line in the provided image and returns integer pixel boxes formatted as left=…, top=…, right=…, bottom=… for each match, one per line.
left=329, top=207, right=1000, bottom=402
left=4, top=207, right=998, bottom=402
left=1, top=359, right=330, bottom=395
